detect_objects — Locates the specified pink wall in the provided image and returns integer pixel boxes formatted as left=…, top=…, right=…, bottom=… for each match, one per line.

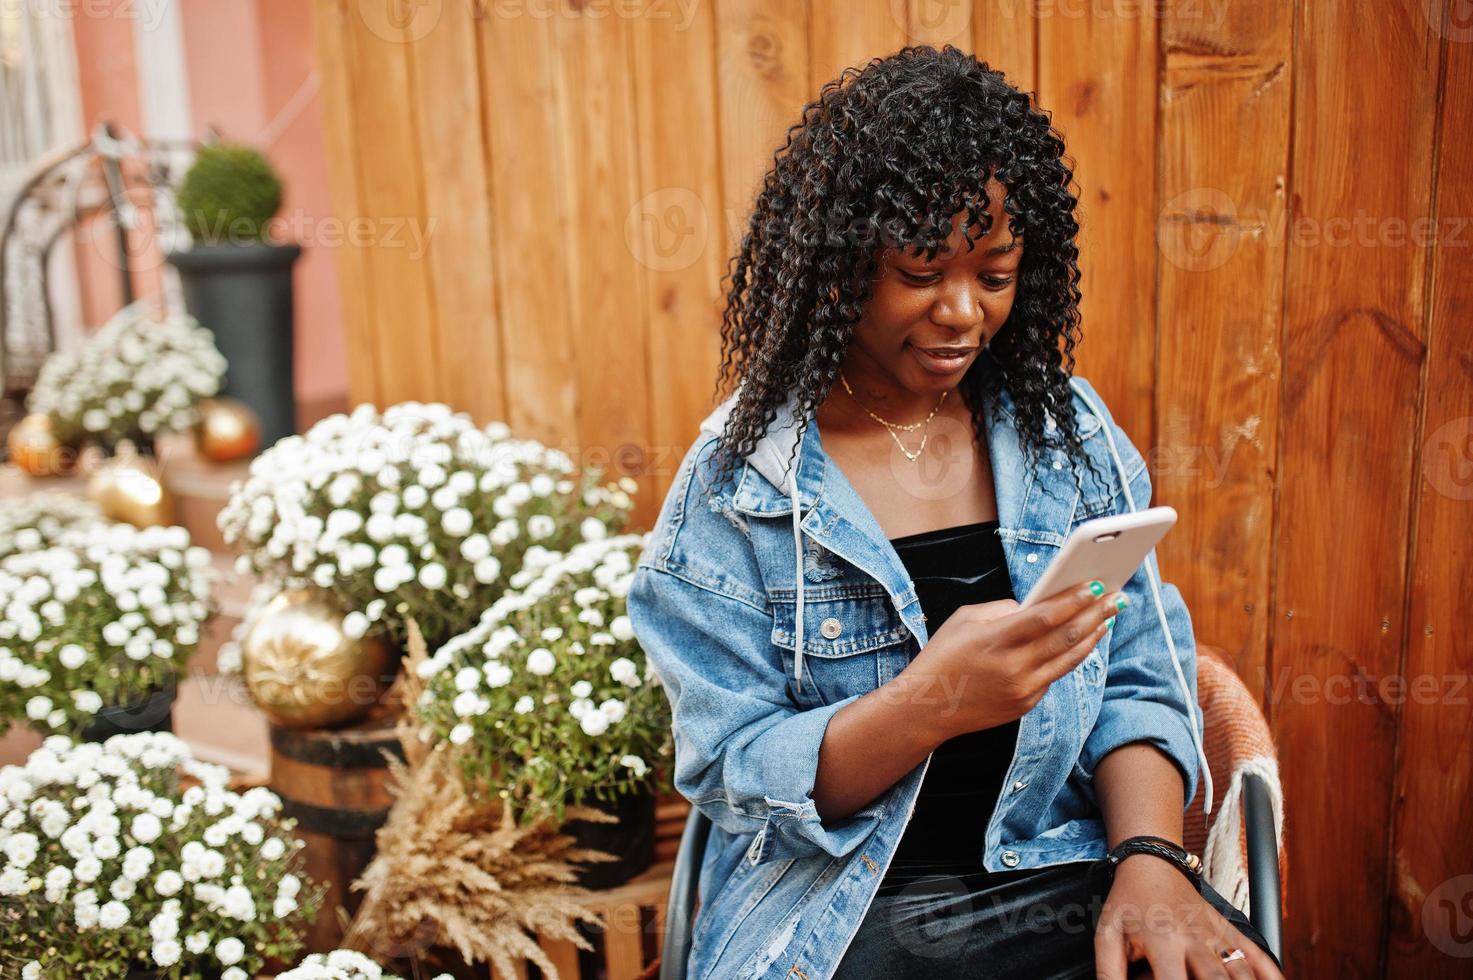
left=70, top=0, right=348, bottom=415
left=69, top=5, right=153, bottom=325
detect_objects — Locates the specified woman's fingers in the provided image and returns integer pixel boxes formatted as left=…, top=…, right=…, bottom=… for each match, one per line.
left=1183, top=941, right=1233, bottom=979
left=1222, top=952, right=1256, bottom=979
left=995, top=579, right=1108, bottom=647
left=1218, top=923, right=1283, bottom=980
left=1140, top=940, right=1190, bottom=980
left=1094, top=919, right=1130, bottom=980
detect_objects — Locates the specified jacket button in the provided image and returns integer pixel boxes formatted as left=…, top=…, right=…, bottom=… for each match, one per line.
left=1011, top=780, right=1027, bottom=793
left=820, top=617, right=843, bottom=639
left=1026, top=553, right=1038, bottom=563
left=1001, top=850, right=1020, bottom=867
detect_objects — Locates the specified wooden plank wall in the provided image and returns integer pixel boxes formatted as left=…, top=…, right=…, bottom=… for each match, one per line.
left=310, top=1, right=1470, bottom=975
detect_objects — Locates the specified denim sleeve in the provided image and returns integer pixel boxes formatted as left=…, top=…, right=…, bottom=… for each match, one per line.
left=1073, top=385, right=1203, bottom=810
left=627, top=563, right=885, bottom=865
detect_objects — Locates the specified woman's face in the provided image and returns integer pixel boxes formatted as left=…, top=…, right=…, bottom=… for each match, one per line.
left=842, top=178, right=1022, bottom=409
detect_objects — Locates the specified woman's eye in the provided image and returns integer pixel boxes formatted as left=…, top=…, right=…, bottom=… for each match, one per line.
left=899, top=270, right=938, bottom=285
left=981, top=275, right=1015, bottom=290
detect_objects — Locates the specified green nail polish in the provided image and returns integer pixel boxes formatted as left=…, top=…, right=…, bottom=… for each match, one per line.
left=1115, top=596, right=1129, bottom=611
left=1088, top=580, right=1104, bottom=596
left=1105, top=617, right=1115, bottom=629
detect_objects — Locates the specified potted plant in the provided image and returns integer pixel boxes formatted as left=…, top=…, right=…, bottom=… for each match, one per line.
left=275, top=949, right=451, bottom=979
left=216, top=402, right=636, bottom=657
left=415, top=532, right=674, bottom=889
left=0, top=491, right=106, bottom=559
left=166, top=142, right=299, bottom=448
left=26, top=303, right=227, bottom=459
left=0, top=731, right=325, bottom=978
left=0, top=522, right=216, bottom=741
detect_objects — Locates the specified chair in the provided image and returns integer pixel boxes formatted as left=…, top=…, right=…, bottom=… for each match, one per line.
left=0, top=120, right=195, bottom=425
left=653, top=644, right=1286, bottom=979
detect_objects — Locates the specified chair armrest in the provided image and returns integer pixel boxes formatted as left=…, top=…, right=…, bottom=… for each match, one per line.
left=1243, top=771, right=1283, bottom=962
left=660, top=806, right=711, bottom=980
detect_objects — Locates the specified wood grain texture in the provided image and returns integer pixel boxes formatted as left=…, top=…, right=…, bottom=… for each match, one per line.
left=310, top=0, right=379, bottom=405
left=971, top=0, right=1035, bottom=93
left=716, top=0, right=812, bottom=258
left=406, top=0, right=506, bottom=424
left=629, top=0, right=727, bottom=527
left=908, top=0, right=974, bottom=50
left=1036, top=1, right=1159, bottom=447
left=478, top=5, right=579, bottom=445
left=549, top=3, right=656, bottom=527
left=1155, top=3, right=1292, bottom=709
left=1385, top=4, right=1473, bottom=974
left=1270, top=0, right=1441, bottom=975
left=807, top=0, right=908, bottom=92
left=339, top=4, right=442, bottom=405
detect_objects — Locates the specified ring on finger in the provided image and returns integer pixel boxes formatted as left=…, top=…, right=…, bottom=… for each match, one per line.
left=1219, top=947, right=1247, bottom=963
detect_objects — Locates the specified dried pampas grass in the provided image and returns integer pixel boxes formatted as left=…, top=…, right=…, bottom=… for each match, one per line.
left=341, top=617, right=621, bottom=980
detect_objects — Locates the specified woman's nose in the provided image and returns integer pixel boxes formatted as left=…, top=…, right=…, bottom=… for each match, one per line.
left=930, top=279, right=986, bottom=329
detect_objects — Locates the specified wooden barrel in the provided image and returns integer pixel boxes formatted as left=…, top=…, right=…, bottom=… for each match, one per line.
left=268, top=703, right=405, bottom=954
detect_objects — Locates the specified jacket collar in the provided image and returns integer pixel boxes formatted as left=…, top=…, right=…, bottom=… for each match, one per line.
left=696, top=374, right=1103, bottom=644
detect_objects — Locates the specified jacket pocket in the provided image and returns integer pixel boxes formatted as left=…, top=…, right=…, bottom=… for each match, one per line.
left=769, top=582, right=911, bottom=707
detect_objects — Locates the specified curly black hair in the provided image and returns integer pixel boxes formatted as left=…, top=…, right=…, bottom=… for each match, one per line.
left=708, top=44, right=1110, bottom=506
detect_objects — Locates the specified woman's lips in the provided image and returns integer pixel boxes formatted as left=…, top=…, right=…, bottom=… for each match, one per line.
left=909, top=342, right=977, bottom=374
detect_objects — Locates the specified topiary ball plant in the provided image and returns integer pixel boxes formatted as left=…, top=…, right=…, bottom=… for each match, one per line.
left=176, top=142, right=283, bottom=245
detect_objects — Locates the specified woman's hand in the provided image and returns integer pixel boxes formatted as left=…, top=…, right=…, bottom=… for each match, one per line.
left=897, top=579, right=1125, bottom=742
left=1094, top=857, right=1285, bottom=980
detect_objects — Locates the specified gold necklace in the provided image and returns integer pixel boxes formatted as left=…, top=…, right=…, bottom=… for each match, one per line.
left=838, top=371, right=948, bottom=462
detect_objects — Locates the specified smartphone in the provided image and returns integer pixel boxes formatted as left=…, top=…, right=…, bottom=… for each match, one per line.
left=1019, top=506, right=1178, bottom=608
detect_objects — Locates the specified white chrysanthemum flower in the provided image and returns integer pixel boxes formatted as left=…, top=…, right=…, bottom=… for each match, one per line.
left=131, top=812, right=162, bottom=843
left=519, top=646, right=552, bottom=675
left=98, top=900, right=129, bottom=929
left=609, top=657, right=640, bottom=686
left=152, top=938, right=182, bottom=967
left=216, top=936, right=245, bottom=965
left=619, top=754, right=648, bottom=778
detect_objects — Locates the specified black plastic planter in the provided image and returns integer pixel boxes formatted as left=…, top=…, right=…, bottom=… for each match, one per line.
left=566, top=784, right=657, bottom=890
left=79, top=680, right=177, bottom=743
left=167, top=241, right=302, bottom=449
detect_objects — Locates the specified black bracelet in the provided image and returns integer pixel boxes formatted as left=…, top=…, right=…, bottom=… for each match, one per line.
left=1105, top=834, right=1204, bottom=887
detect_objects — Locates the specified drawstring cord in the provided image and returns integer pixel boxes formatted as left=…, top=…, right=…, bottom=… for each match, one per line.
left=791, top=458, right=806, bottom=695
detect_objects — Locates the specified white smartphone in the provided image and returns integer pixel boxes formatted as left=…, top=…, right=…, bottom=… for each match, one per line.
left=1019, top=506, right=1178, bottom=608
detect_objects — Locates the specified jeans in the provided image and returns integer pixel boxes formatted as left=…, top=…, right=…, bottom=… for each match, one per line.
left=831, top=859, right=1282, bottom=980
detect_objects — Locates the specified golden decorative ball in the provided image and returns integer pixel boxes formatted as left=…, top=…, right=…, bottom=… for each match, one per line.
left=195, top=397, right=260, bottom=461
left=86, top=454, right=176, bottom=527
left=7, top=414, right=75, bottom=477
left=240, top=590, right=398, bottom=729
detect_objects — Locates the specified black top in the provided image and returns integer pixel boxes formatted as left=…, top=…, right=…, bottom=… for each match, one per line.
left=876, top=518, right=1020, bottom=897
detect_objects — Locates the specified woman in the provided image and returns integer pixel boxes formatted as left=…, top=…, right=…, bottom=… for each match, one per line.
left=626, top=46, right=1283, bottom=980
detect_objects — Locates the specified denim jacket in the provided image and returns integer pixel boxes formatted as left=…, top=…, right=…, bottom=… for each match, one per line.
left=626, top=374, right=1207, bottom=980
